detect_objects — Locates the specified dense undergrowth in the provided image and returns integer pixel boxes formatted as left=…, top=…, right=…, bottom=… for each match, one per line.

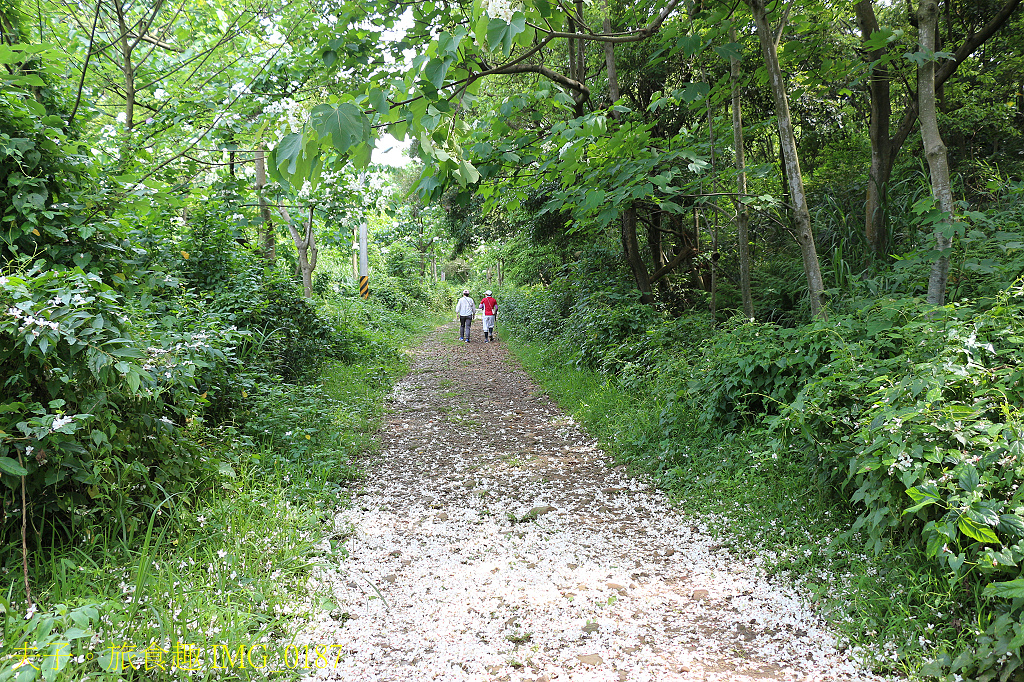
left=2, top=268, right=443, bottom=681
left=495, top=250, right=1024, bottom=681
left=1, top=197, right=447, bottom=680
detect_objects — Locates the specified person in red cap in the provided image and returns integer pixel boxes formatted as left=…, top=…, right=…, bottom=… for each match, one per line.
left=455, top=289, right=476, bottom=342
left=480, top=290, right=498, bottom=342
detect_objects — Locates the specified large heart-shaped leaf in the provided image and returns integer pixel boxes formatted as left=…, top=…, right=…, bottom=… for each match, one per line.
left=311, top=103, right=370, bottom=155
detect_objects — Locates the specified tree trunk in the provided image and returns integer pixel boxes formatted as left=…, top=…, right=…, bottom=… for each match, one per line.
left=352, top=224, right=358, bottom=279
left=731, top=26, right=754, bottom=318
left=603, top=1, right=620, bottom=109
left=918, top=0, right=953, bottom=306
left=704, top=71, right=719, bottom=323
left=567, top=16, right=578, bottom=83
left=575, top=0, right=586, bottom=89
left=254, top=149, right=276, bottom=264
left=748, top=0, right=827, bottom=319
left=648, top=210, right=670, bottom=296
left=646, top=209, right=664, bottom=272
left=112, top=0, right=134, bottom=164
left=691, top=207, right=708, bottom=292
left=420, top=220, right=427, bottom=278
left=279, top=205, right=318, bottom=298
left=855, top=0, right=893, bottom=257
left=621, top=205, right=654, bottom=304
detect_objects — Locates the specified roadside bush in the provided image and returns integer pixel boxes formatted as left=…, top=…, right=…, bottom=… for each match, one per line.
left=0, top=262, right=240, bottom=542
left=372, top=273, right=431, bottom=312
left=500, top=281, right=577, bottom=341
left=755, top=289, right=1024, bottom=679
left=562, top=289, right=661, bottom=371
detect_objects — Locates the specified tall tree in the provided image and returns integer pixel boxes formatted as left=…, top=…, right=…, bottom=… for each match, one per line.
left=917, top=0, right=954, bottom=305
left=730, top=25, right=754, bottom=318
left=745, top=0, right=827, bottom=318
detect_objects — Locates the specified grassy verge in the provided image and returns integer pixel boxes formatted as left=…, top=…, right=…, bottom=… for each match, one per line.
left=504, top=331, right=970, bottom=680
left=1, top=314, right=440, bottom=682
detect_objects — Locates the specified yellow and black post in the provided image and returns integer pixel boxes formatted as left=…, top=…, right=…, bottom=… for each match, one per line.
left=358, top=221, right=369, bottom=299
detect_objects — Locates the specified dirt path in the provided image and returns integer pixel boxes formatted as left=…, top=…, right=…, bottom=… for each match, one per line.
left=301, top=325, right=885, bottom=682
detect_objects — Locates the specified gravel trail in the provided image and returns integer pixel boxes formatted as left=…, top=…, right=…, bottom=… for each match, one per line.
left=301, top=325, right=885, bottom=682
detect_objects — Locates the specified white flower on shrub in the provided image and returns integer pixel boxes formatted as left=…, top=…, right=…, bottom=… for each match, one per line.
left=51, top=415, right=74, bottom=431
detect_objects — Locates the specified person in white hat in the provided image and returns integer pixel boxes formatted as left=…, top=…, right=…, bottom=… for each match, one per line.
left=480, top=290, right=498, bottom=342
left=455, top=289, right=476, bottom=342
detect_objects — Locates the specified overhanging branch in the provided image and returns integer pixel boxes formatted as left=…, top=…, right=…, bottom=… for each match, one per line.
left=529, top=0, right=681, bottom=43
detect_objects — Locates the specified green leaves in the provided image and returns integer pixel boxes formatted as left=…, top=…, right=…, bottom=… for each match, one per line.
left=311, top=103, right=369, bottom=155
left=270, top=102, right=372, bottom=185
left=904, top=48, right=955, bottom=67
left=485, top=13, right=527, bottom=56
left=959, top=463, right=980, bottom=493
left=904, top=482, right=941, bottom=514
left=578, top=190, right=606, bottom=212
left=982, top=579, right=1024, bottom=599
left=0, top=457, right=28, bottom=476
left=712, top=42, right=742, bottom=63
left=998, top=514, right=1024, bottom=539
left=958, top=515, right=999, bottom=544
left=271, top=133, right=305, bottom=175
left=862, top=27, right=903, bottom=51
left=368, top=88, right=389, bottom=115
left=422, top=57, right=454, bottom=89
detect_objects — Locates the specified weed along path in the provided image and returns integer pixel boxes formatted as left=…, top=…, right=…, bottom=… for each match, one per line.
left=300, top=325, right=887, bottom=682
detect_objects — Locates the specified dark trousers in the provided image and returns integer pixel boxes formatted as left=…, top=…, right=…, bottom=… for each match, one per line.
left=459, top=315, right=473, bottom=338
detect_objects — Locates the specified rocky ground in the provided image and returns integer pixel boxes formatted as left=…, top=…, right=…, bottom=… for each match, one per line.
left=299, top=324, right=888, bottom=681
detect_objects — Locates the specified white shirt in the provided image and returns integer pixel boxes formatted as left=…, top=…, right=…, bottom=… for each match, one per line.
left=455, top=296, right=476, bottom=316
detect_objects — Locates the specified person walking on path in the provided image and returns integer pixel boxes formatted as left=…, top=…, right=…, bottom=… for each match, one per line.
left=455, top=290, right=476, bottom=342
left=480, top=290, right=498, bottom=342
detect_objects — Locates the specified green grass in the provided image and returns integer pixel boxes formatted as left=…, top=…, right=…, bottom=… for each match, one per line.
left=503, top=331, right=971, bottom=680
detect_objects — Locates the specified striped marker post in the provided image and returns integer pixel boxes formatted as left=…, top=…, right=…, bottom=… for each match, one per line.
left=358, top=222, right=369, bottom=299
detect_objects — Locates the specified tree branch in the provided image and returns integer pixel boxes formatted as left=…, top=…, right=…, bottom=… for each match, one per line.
left=650, top=245, right=691, bottom=282
left=69, top=0, right=103, bottom=125
left=893, top=0, right=1021, bottom=149
left=489, top=63, right=590, bottom=100
left=128, top=0, right=167, bottom=52
left=126, top=30, right=180, bottom=52
left=529, top=0, right=681, bottom=43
